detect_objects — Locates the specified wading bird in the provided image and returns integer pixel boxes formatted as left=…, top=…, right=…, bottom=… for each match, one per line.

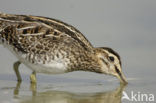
left=0, top=12, right=127, bottom=84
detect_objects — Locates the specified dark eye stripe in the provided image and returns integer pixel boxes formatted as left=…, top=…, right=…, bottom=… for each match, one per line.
left=100, top=47, right=122, bottom=66
left=100, top=58, right=108, bottom=66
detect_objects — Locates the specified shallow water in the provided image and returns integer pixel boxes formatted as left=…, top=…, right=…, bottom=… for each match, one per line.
left=0, top=73, right=124, bottom=103
left=0, top=0, right=156, bottom=103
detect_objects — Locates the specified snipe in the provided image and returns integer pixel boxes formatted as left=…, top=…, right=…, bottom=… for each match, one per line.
left=0, top=12, right=127, bottom=84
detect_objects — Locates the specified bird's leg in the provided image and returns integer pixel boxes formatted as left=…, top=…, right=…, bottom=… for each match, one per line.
left=30, top=71, right=37, bottom=94
left=30, top=71, right=37, bottom=83
left=30, top=82, right=37, bottom=96
left=14, top=81, right=21, bottom=96
left=13, top=61, right=22, bottom=82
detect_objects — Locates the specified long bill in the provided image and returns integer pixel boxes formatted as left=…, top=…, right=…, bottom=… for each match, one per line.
left=115, top=66, right=128, bottom=84
left=117, top=73, right=128, bottom=84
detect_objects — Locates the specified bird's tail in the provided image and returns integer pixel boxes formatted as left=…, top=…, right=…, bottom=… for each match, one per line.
left=0, top=12, right=2, bottom=44
left=0, top=12, right=9, bottom=29
left=0, top=12, right=3, bottom=44
left=0, top=12, right=7, bottom=44
left=0, top=12, right=13, bottom=44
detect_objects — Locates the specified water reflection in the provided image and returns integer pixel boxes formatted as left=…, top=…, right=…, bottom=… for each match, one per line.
left=14, top=82, right=127, bottom=103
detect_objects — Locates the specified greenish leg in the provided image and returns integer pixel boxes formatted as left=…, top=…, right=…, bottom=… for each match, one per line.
left=30, top=71, right=37, bottom=83
left=14, top=81, right=21, bottom=96
left=13, top=61, right=22, bottom=82
left=30, top=82, right=37, bottom=96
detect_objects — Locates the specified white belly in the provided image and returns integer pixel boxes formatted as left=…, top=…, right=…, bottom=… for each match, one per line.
left=23, top=60, right=68, bottom=74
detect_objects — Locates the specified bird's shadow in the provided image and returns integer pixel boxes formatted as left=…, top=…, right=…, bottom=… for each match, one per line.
left=13, top=81, right=127, bottom=103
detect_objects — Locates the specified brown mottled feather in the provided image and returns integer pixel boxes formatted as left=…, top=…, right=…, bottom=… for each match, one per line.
left=0, top=13, right=93, bottom=53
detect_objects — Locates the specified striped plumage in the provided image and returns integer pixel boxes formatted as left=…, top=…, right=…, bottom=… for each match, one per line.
left=0, top=12, right=127, bottom=84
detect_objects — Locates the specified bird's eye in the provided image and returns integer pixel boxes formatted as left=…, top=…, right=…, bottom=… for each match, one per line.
left=109, top=56, right=114, bottom=62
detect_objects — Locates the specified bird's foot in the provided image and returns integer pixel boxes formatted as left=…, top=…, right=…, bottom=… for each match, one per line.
left=30, top=71, right=37, bottom=83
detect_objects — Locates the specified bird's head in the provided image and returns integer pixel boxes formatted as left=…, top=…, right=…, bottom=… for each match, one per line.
left=94, top=47, right=128, bottom=84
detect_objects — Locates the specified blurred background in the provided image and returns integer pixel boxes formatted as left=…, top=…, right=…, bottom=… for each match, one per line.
left=0, top=0, right=156, bottom=103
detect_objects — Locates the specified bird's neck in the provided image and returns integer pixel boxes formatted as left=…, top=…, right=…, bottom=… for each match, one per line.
left=69, top=50, right=102, bottom=73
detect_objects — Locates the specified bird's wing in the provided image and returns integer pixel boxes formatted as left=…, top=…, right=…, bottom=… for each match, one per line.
left=0, top=13, right=93, bottom=54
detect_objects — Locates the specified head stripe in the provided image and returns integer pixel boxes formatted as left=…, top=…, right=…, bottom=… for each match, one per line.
left=101, top=47, right=121, bottom=66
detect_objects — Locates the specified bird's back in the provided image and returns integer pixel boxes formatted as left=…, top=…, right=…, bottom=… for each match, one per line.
left=0, top=12, right=93, bottom=52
